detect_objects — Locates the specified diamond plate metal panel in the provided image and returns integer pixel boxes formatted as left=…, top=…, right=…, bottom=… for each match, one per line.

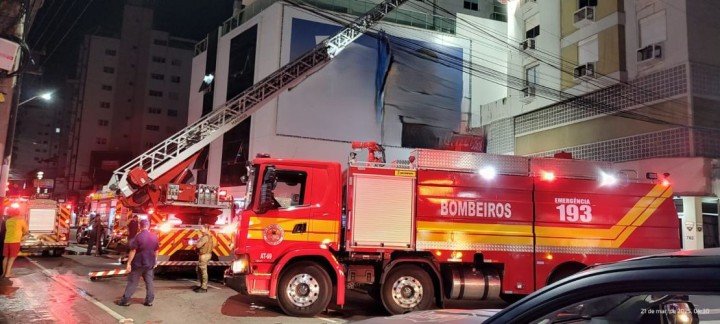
left=530, top=157, right=614, bottom=179
left=411, top=149, right=529, bottom=175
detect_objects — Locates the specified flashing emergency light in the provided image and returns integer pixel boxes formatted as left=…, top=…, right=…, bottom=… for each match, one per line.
left=599, top=172, right=618, bottom=186
left=478, top=166, right=497, bottom=180
left=540, top=171, right=556, bottom=182
left=661, top=179, right=671, bottom=187
left=158, top=222, right=173, bottom=233
left=219, top=190, right=228, bottom=197
left=147, top=208, right=155, bottom=215
left=66, top=204, right=72, bottom=209
left=10, top=202, right=20, bottom=209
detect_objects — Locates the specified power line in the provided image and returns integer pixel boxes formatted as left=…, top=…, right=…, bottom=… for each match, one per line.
left=31, top=0, right=76, bottom=49
left=287, top=0, right=719, bottom=133
left=41, top=0, right=95, bottom=66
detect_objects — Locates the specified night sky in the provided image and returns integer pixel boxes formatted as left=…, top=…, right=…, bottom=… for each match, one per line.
left=27, top=0, right=235, bottom=82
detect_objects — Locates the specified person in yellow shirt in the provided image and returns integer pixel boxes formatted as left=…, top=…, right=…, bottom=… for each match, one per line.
left=2, top=207, right=28, bottom=278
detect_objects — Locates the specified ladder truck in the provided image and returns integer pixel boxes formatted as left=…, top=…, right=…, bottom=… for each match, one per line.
left=101, top=1, right=410, bottom=272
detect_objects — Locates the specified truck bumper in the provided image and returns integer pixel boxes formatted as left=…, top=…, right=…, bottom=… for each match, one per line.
left=224, top=271, right=249, bottom=295
left=21, top=242, right=68, bottom=253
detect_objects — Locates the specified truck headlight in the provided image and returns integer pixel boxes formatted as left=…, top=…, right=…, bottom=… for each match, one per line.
left=231, top=255, right=249, bottom=274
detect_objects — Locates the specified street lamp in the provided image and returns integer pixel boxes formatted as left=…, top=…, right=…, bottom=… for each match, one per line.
left=19, top=91, right=53, bottom=106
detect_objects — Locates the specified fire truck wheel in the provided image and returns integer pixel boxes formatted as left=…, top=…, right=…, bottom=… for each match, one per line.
left=381, top=265, right=435, bottom=315
left=277, top=261, right=333, bottom=317
left=51, top=248, right=65, bottom=257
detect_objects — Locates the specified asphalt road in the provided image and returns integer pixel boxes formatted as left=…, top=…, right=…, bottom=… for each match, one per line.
left=0, top=245, right=506, bottom=323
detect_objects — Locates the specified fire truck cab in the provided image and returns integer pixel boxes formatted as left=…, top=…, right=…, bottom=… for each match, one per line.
left=225, top=147, right=680, bottom=316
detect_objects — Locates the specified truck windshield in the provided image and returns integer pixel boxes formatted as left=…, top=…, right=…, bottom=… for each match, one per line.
left=245, top=164, right=258, bottom=210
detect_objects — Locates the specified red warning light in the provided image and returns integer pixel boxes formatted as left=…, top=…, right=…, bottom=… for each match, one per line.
left=541, top=171, right=556, bottom=182
left=219, top=190, right=227, bottom=197
left=661, top=179, right=670, bottom=187
left=148, top=208, right=155, bottom=215
left=65, top=204, right=72, bottom=209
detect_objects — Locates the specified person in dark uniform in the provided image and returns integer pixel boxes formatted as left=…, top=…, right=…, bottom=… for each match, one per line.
left=116, top=219, right=158, bottom=306
left=127, top=215, right=139, bottom=242
left=86, top=213, right=104, bottom=256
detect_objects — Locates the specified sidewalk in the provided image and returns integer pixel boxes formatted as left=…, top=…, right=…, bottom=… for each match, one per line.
left=0, top=258, right=121, bottom=323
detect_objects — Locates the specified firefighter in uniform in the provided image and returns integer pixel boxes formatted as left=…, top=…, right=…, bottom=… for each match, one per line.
left=194, top=224, right=214, bottom=293
left=86, top=213, right=104, bottom=256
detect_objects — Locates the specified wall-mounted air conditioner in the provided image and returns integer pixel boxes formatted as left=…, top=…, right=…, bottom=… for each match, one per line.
left=637, top=43, right=663, bottom=63
left=521, top=38, right=536, bottom=51
left=573, top=6, right=595, bottom=28
left=573, top=62, right=595, bottom=80
left=521, top=85, right=536, bottom=103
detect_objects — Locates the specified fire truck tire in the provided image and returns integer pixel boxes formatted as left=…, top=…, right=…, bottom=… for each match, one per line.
left=381, top=265, right=435, bottom=315
left=277, top=261, right=333, bottom=317
left=51, top=248, right=65, bottom=257
left=547, top=262, right=586, bottom=285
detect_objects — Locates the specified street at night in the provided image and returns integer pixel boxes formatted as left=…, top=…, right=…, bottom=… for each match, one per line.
left=0, top=246, right=505, bottom=323
left=2, top=0, right=720, bottom=323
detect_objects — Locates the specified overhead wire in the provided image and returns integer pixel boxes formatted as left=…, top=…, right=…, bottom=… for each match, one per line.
left=288, top=0, right=710, bottom=132
left=41, top=0, right=95, bottom=66
left=31, top=0, right=76, bottom=49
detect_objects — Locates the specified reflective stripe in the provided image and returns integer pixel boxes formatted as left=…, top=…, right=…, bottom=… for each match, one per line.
left=536, top=246, right=677, bottom=256
left=417, top=241, right=534, bottom=253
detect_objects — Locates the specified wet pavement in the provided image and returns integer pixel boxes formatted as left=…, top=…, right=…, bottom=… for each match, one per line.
left=0, top=244, right=505, bottom=323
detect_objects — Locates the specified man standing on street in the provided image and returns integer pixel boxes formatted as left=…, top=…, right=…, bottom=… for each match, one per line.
left=86, top=213, right=104, bottom=256
left=116, top=219, right=158, bottom=306
left=194, top=224, right=214, bottom=293
left=127, top=215, right=139, bottom=243
left=2, top=207, right=28, bottom=278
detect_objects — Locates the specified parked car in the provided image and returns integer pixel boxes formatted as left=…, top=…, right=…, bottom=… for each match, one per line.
left=361, top=248, right=720, bottom=323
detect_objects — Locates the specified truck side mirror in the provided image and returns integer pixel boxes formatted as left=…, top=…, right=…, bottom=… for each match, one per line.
left=257, top=166, right=277, bottom=214
left=662, top=301, right=699, bottom=324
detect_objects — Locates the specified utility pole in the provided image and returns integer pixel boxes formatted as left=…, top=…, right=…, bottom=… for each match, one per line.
left=0, top=0, right=27, bottom=197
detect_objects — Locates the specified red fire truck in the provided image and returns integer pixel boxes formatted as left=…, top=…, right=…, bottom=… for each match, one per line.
left=223, top=145, right=680, bottom=316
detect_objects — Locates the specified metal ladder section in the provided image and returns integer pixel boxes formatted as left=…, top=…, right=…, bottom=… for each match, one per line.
left=107, top=0, right=409, bottom=197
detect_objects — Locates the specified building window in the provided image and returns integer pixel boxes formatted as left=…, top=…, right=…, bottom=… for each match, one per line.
left=103, top=66, right=115, bottom=74
left=100, top=101, right=111, bottom=109
left=171, top=59, right=182, bottom=66
left=168, top=92, right=179, bottom=100
left=105, top=49, right=117, bottom=56
left=525, top=14, right=540, bottom=39
left=271, top=170, right=308, bottom=208
left=101, top=84, right=113, bottom=91
left=96, top=138, right=107, bottom=145
left=578, top=0, right=597, bottom=9
left=171, top=76, right=181, bottom=83
left=98, top=120, right=109, bottom=126
left=152, top=56, right=166, bottom=63
left=146, top=125, right=160, bottom=131
left=639, top=10, right=667, bottom=47
left=153, top=39, right=168, bottom=46
left=578, top=35, right=599, bottom=65
left=167, top=109, right=178, bottom=117
left=147, top=107, right=162, bottom=114
left=151, top=73, right=165, bottom=80
left=525, top=65, right=538, bottom=86
left=463, top=0, right=479, bottom=11
left=148, top=90, right=163, bottom=97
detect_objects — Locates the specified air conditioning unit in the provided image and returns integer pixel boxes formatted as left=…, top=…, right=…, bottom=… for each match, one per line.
left=521, top=85, right=536, bottom=103
left=637, top=43, right=663, bottom=63
left=573, top=62, right=595, bottom=80
left=521, top=38, right=536, bottom=51
left=573, top=6, right=595, bottom=28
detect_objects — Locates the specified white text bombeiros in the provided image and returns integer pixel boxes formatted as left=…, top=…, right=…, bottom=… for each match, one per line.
left=440, top=200, right=512, bottom=218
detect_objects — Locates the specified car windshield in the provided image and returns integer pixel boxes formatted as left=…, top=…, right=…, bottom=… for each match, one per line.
left=532, top=293, right=719, bottom=324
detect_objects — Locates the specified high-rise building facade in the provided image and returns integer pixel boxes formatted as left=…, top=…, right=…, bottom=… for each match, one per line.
left=189, top=0, right=507, bottom=195
left=59, top=3, right=194, bottom=195
left=476, top=0, right=720, bottom=249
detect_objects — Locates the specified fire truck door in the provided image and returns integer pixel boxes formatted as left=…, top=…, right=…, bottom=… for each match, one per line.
left=262, top=168, right=313, bottom=244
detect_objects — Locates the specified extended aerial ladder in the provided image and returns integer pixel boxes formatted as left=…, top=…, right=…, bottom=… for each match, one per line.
left=105, top=0, right=410, bottom=205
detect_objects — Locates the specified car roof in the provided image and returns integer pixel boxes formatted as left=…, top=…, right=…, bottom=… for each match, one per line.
left=486, top=248, right=720, bottom=323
